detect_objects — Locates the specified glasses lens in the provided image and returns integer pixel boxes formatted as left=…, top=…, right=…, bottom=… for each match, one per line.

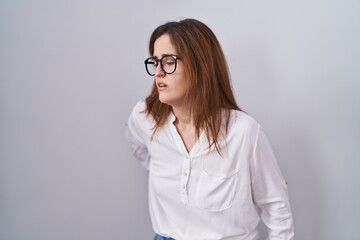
left=145, top=58, right=157, bottom=76
left=161, top=56, right=177, bottom=74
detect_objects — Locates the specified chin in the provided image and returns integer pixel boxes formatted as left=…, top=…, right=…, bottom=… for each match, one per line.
left=158, top=96, right=170, bottom=105
left=159, top=97, right=178, bottom=107
left=158, top=94, right=184, bottom=107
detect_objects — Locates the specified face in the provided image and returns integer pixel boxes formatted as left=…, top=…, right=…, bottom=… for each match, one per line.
left=153, top=34, right=188, bottom=109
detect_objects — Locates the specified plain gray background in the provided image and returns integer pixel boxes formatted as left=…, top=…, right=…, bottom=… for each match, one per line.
left=1, top=0, right=359, bottom=239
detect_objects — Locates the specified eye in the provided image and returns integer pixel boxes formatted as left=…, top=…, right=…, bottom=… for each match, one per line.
left=163, top=56, right=175, bottom=65
left=165, top=61, right=175, bottom=65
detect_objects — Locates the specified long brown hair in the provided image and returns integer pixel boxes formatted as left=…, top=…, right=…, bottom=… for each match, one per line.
left=145, top=18, right=241, bottom=154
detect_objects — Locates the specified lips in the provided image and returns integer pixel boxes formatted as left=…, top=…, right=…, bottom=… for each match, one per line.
left=157, top=82, right=167, bottom=91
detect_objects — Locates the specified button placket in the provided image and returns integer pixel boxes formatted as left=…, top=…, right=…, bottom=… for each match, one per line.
left=180, top=155, right=191, bottom=204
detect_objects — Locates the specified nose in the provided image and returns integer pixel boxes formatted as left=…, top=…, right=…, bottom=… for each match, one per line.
left=154, top=64, right=165, bottom=77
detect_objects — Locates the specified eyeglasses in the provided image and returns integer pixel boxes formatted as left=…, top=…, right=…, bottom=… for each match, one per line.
left=144, top=55, right=181, bottom=76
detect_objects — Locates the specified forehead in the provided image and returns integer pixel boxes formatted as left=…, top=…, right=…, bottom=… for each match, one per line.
left=153, top=34, right=177, bottom=57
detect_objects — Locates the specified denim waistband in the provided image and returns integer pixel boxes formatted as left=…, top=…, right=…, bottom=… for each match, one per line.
left=153, top=234, right=175, bottom=240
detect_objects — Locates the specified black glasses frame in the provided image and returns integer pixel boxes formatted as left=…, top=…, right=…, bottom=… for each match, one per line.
left=144, top=55, right=181, bottom=76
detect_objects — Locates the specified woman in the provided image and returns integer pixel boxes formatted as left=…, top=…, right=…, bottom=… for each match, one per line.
left=125, top=18, right=294, bottom=240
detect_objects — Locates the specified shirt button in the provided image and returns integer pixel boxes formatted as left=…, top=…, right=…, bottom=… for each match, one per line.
left=182, top=184, right=186, bottom=189
left=183, top=172, right=188, bottom=176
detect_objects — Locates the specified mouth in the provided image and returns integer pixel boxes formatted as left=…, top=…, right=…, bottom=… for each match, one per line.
left=157, top=82, right=167, bottom=91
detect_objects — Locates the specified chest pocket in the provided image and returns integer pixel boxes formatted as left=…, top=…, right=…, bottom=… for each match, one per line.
left=196, top=170, right=238, bottom=211
left=195, top=154, right=238, bottom=211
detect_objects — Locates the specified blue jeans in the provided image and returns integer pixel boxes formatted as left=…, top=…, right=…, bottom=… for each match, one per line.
left=153, top=234, right=175, bottom=240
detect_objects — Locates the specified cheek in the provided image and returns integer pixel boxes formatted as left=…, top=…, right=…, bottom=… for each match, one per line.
left=169, top=69, right=189, bottom=94
left=175, top=80, right=189, bottom=95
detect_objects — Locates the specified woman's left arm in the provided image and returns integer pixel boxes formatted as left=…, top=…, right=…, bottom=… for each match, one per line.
left=250, top=126, right=294, bottom=240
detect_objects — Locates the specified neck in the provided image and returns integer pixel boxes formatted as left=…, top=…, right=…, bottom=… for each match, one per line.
left=172, top=106, right=193, bottom=127
left=171, top=106, right=197, bottom=153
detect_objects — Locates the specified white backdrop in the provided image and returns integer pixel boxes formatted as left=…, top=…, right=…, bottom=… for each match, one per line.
left=1, top=0, right=359, bottom=239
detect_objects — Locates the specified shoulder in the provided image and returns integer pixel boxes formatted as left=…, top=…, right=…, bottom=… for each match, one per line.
left=226, top=110, right=261, bottom=142
left=130, top=100, right=149, bottom=120
left=128, top=100, right=154, bottom=131
left=131, top=100, right=147, bottom=115
left=230, top=110, right=260, bottom=132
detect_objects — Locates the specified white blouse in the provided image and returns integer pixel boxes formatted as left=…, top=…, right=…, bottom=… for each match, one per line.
left=125, top=101, right=294, bottom=240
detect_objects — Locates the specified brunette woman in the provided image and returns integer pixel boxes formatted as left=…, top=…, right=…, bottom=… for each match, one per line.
left=126, top=18, right=294, bottom=240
